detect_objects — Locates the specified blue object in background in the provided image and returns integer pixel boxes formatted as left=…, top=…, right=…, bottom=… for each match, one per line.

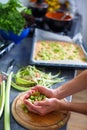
left=59, top=124, right=67, bottom=130
left=0, top=28, right=30, bottom=44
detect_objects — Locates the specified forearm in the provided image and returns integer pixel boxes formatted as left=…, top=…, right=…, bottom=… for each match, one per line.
left=55, top=70, right=87, bottom=99
left=60, top=101, right=87, bottom=115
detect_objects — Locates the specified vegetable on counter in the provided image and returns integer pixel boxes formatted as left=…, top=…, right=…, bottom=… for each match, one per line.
left=12, top=65, right=64, bottom=91
left=0, top=80, right=5, bottom=118
left=4, top=72, right=13, bottom=130
left=34, top=40, right=87, bottom=62
left=0, top=0, right=32, bottom=35
left=28, top=91, right=47, bottom=104
left=22, top=91, right=47, bottom=113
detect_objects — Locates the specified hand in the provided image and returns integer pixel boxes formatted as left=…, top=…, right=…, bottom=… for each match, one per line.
left=23, top=85, right=63, bottom=115
left=29, top=85, right=57, bottom=98
left=24, top=96, right=65, bottom=116
left=23, top=89, right=40, bottom=114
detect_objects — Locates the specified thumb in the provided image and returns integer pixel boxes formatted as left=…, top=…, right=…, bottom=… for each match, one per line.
left=34, top=100, right=48, bottom=106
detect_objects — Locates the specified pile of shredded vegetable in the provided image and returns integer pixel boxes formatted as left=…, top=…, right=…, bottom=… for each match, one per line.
left=34, top=40, right=87, bottom=62
left=12, top=66, right=64, bottom=91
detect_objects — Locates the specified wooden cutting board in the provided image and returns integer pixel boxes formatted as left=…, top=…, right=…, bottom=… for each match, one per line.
left=11, top=92, right=70, bottom=130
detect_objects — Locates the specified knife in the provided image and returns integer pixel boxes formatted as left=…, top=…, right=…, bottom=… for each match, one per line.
left=6, top=59, right=15, bottom=74
left=1, top=59, right=15, bottom=77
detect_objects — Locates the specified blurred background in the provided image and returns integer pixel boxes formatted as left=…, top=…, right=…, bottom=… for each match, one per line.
left=0, top=0, right=87, bottom=47
left=75, top=0, right=87, bottom=47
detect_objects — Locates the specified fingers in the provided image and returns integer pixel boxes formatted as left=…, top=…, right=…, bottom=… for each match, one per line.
left=24, top=99, right=43, bottom=114
left=24, top=99, right=42, bottom=109
left=24, top=100, right=39, bottom=114
left=23, top=89, right=36, bottom=100
left=32, top=85, right=48, bottom=93
left=34, top=100, right=46, bottom=106
left=23, top=86, right=53, bottom=115
left=23, top=93, right=29, bottom=100
left=24, top=97, right=58, bottom=115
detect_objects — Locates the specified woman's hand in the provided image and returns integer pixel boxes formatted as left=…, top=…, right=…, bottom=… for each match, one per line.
left=24, top=97, right=64, bottom=116
left=28, top=85, right=57, bottom=98
left=23, top=85, right=61, bottom=115
left=23, top=85, right=67, bottom=115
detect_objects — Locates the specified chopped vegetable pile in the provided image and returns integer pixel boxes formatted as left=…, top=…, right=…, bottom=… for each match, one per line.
left=28, top=91, right=47, bottom=104
left=22, top=91, right=47, bottom=113
left=12, top=65, right=64, bottom=91
left=34, top=40, right=87, bottom=62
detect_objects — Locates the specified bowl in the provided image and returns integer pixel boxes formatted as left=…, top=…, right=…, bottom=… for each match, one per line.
left=29, top=2, right=48, bottom=18
left=0, top=28, right=30, bottom=44
left=45, top=11, right=73, bottom=32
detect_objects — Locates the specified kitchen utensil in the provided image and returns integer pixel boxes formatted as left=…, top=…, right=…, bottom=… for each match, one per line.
left=0, top=28, right=30, bottom=44
left=60, top=12, right=69, bottom=20
left=29, top=0, right=48, bottom=18
left=45, top=11, right=73, bottom=32
left=1, top=59, right=15, bottom=77
left=30, top=28, right=87, bottom=69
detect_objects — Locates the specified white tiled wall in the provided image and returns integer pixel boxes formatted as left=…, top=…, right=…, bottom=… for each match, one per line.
left=0, top=0, right=30, bottom=7
left=0, top=0, right=8, bottom=3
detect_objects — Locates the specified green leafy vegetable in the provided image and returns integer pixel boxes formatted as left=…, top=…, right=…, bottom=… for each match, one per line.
left=0, top=0, right=31, bottom=34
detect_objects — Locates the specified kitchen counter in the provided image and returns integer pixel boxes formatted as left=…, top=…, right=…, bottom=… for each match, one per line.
left=0, top=37, right=75, bottom=130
